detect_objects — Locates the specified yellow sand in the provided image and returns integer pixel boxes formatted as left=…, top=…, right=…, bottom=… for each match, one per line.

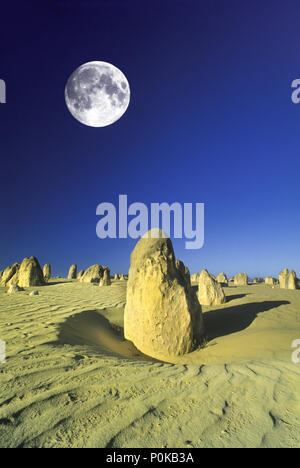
left=0, top=279, right=300, bottom=448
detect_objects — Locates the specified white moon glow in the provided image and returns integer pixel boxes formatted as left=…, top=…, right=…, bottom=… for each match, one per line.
left=65, top=61, right=130, bottom=127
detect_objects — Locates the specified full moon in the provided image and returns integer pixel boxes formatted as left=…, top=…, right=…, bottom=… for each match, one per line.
left=65, top=61, right=130, bottom=127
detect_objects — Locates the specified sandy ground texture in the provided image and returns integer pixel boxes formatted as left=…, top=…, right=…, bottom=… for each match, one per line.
left=0, top=279, right=300, bottom=448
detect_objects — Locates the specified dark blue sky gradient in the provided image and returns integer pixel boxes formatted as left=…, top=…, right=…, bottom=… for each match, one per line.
left=0, top=0, right=300, bottom=278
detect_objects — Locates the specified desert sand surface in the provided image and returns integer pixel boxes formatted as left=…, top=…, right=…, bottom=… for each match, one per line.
left=0, top=279, right=300, bottom=448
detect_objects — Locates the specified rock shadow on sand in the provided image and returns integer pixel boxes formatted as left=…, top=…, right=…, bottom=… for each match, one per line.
left=42, top=281, right=70, bottom=286
left=204, top=300, right=290, bottom=341
left=226, top=293, right=248, bottom=302
left=55, top=309, right=158, bottom=362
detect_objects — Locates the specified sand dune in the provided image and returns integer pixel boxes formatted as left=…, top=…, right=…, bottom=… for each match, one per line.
left=0, top=280, right=300, bottom=448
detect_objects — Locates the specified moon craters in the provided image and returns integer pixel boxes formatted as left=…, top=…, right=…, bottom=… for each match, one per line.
left=65, top=61, right=130, bottom=127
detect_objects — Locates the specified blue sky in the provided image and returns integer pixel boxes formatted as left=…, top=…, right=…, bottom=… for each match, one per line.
left=0, top=0, right=300, bottom=278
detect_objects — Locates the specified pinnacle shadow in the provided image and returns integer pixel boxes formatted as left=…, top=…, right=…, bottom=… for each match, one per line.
left=52, top=309, right=158, bottom=362
left=226, top=293, right=248, bottom=302
left=191, top=286, right=247, bottom=302
left=203, top=300, right=290, bottom=341
left=42, top=281, right=70, bottom=286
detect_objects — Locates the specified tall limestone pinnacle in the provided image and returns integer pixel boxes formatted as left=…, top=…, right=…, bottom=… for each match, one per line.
left=279, top=268, right=297, bottom=290
left=43, top=264, right=51, bottom=283
left=68, top=264, right=77, bottom=280
left=198, top=269, right=226, bottom=306
left=124, top=229, right=205, bottom=359
left=18, top=257, right=44, bottom=288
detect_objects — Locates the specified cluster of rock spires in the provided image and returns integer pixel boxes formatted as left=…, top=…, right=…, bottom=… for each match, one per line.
left=0, top=257, right=45, bottom=289
left=65, top=263, right=128, bottom=286
left=112, top=273, right=128, bottom=281
left=0, top=251, right=298, bottom=362
left=100, top=268, right=111, bottom=286
left=265, top=277, right=276, bottom=286
left=278, top=269, right=297, bottom=290
left=216, top=272, right=228, bottom=285
left=252, top=277, right=263, bottom=284
left=1, top=255, right=298, bottom=298
left=190, top=269, right=299, bottom=294
left=80, top=264, right=104, bottom=283
left=191, top=270, right=248, bottom=307
left=193, top=270, right=299, bottom=290
left=0, top=258, right=129, bottom=292
left=252, top=270, right=297, bottom=290
left=1, top=240, right=299, bottom=363
left=233, top=273, right=248, bottom=286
